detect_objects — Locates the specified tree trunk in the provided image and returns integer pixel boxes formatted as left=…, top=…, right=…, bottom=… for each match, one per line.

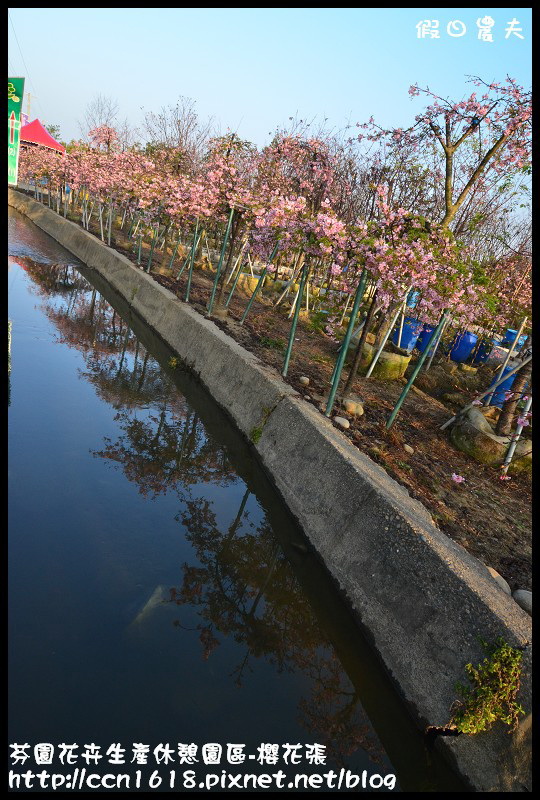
left=373, top=299, right=401, bottom=351
left=343, top=290, right=378, bottom=397
left=214, top=214, right=243, bottom=309
left=495, top=356, right=532, bottom=437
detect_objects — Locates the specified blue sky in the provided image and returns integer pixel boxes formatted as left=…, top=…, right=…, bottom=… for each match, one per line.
left=8, top=8, right=532, bottom=146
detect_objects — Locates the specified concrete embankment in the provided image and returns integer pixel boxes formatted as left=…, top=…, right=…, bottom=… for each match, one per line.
left=9, top=189, right=532, bottom=791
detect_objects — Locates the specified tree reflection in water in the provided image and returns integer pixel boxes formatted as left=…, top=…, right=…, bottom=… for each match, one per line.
left=21, top=253, right=385, bottom=770
left=171, top=494, right=384, bottom=769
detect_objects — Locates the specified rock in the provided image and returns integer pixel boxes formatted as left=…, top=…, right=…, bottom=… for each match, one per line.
left=210, top=306, right=229, bottom=320
left=304, top=395, right=311, bottom=401
left=347, top=341, right=412, bottom=380
left=333, top=416, right=350, bottom=429
left=459, top=363, right=478, bottom=373
left=449, top=408, right=532, bottom=474
left=442, top=392, right=465, bottom=405
left=299, top=376, right=310, bottom=386
left=486, top=566, right=512, bottom=595
left=387, top=342, right=411, bottom=357
left=403, top=444, right=414, bottom=455
left=512, top=589, right=532, bottom=615
left=478, top=405, right=500, bottom=423
left=440, top=361, right=460, bottom=375
left=465, top=407, right=494, bottom=435
left=237, top=273, right=259, bottom=293
left=343, top=398, right=364, bottom=416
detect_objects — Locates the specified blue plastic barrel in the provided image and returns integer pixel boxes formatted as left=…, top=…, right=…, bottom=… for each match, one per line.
left=489, top=366, right=517, bottom=408
left=450, top=331, right=478, bottom=363
left=406, top=289, right=420, bottom=309
left=392, top=317, right=423, bottom=351
left=501, top=329, right=527, bottom=349
left=472, top=338, right=499, bottom=365
left=415, top=324, right=436, bottom=354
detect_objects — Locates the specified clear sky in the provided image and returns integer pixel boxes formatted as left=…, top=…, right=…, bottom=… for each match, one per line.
left=8, top=7, right=532, bottom=146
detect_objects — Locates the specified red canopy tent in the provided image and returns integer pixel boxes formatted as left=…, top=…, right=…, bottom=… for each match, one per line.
left=20, top=119, right=65, bottom=154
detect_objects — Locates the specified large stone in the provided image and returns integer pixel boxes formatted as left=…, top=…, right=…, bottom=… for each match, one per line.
left=512, top=590, right=532, bottom=616
left=486, top=566, right=512, bottom=595
left=449, top=408, right=532, bottom=474
left=237, top=273, right=259, bottom=293
left=442, top=392, right=466, bottom=405
left=333, top=416, right=350, bottom=429
left=466, top=406, right=495, bottom=435
left=478, top=405, right=501, bottom=423
left=343, top=397, right=364, bottom=416
left=440, top=361, right=460, bottom=375
left=347, top=341, right=412, bottom=380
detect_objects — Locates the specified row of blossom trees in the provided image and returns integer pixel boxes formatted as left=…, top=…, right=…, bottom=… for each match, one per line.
left=19, top=76, right=531, bottom=344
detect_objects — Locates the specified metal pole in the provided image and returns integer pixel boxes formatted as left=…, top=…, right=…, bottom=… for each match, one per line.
left=178, top=224, right=202, bottom=280
left=386, top=310, right=449, bottom=430
left=127, top=212, right=139, bottom=239
left=424, top=314, right=451, bottom=371
left=440, top=355, right=532, bottom=431
left=225, top=237, right=248, bottom=286
left=98, top=203, right=104, bottom=241
left=225, top=258, right=246, bottom=308
left=347, top=303, right=385, bottom=344
left=207, top=207, right=235, bottom=315
left=240, top=242, right=279, bottom=325
left=483, top=316, right=527, bottom=406
left=500, top=395, right=532, bottom=475
left=397, top=307, right=405, bottom=348
left=329, top=300, right=384, bottom=386
left=107, top=199, right=113, bottom=246
left=168, top=235, right=182, bottom=270
left=146, top=223, right=158, bottom=272
left=281, top=262, right=310, bottom=378
left=339, top=292, right=352, bottom=326
left=365, top=299, right=406, bottom=378
left=184, top=218, right=200, bottom=303
left=325, top=270, right=368, bottom=417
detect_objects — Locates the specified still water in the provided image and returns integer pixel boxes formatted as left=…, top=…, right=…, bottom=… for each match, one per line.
left=8, top=208, right=464, bottom=792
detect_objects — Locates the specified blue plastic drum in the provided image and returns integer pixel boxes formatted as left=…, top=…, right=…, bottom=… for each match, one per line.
left=415, top=324, right=436, bottom=354
left=449, top=331, right=478, bottom=363
left=392, top=317, right=423, bottom=351
left=406, top=289, right=420, bottom=309
left=501, top=329, right=528, bottom=349
left=488, top=366, right=517, bottom=408
left=472, top=338, right=500, bottom=365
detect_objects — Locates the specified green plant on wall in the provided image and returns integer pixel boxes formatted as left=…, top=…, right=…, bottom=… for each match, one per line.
left=449, top=637, right=525, bottom=734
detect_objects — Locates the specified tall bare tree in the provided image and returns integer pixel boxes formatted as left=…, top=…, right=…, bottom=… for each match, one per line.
left=79, top=94, right=119, bottom=138
left=142, top=96, right=214, bottom=170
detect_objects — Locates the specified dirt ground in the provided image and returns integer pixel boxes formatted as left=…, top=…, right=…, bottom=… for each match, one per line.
left=66, top=210, right=534, bottom=592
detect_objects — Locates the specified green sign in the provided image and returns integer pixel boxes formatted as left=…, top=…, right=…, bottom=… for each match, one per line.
left=8, top=77, right=25, bottom=186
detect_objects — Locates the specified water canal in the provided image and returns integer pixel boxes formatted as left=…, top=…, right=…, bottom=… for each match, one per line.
left=8, top=207, right=465, bottom=793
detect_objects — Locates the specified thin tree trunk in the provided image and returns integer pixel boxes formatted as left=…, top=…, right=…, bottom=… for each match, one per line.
left=343, top=290, right=378, bottom=397
left=495, top=356, right=532, bottom=437
left=373, top=298, right=401, bottom=351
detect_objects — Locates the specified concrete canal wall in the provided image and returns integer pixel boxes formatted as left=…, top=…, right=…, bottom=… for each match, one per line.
left=9, top=189, right=532, bottom=792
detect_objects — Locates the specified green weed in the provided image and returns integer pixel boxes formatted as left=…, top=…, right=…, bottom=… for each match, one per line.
left=449, top=637, right=525, bottom=734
